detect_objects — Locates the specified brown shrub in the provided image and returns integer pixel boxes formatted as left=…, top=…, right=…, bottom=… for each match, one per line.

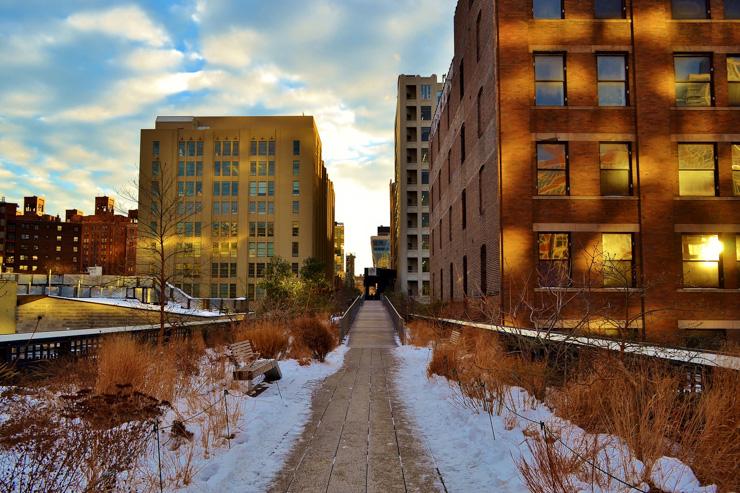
left=427, top=344, right=459, bottom=380
left=407, top=320, right=449, bottom=348
left=292, top=317, right=336, bottom=362
left=236, top=320, right=290, bottom=359
left=95, top=335, right=177, bottom=402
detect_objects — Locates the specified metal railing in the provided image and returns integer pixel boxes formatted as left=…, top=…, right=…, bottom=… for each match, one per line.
left=339, top=296, right=363, bottom=342
left=382, top=295, right=406, bottom=345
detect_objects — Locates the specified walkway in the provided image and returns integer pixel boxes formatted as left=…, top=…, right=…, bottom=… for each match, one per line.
left=269, top=301, right=444, bottom=493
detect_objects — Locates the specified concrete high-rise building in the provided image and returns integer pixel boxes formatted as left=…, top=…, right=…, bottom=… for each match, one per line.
left=345, top=252, right=356, bottom=287
left=334, top=221, right=345, bottom=279
left=429, top=0, right=740, bottom=345
left=391, top=74, right=444, bottom=302
left=371, top=226, right=391, bottom=269
left=138, top=116, right=335, bottom=300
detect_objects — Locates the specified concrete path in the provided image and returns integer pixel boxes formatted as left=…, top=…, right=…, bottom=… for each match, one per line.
left=269, top=301, right=445, bottom=493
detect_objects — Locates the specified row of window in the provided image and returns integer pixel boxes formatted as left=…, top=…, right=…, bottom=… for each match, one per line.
left=405, top=105, right=434, bottom=121
left=248, top=242, right=275, bottom=258
left=249, top=221, right=274, bottom=238
left=213, top=241, right=237, bottom=258
left=532, top=0, right=740, bottom=19
left=153, top=139, right=302, bottom=158
left=534, top=53, right=740, bottom=107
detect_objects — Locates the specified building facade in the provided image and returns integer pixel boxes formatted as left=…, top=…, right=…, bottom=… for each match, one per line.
left=334, top=221, right=345, bottom=279
left=138, top=116, right=335, bottom=300
left=371, top=226, right=391, bottom=269
left=391, top=75, right=444, bottom=301
left=430, top=0, right=740, bottom=345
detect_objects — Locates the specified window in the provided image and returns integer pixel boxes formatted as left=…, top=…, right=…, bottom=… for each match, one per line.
left=480, top=244, right=488, bottom=295
left=674, top=54, right=713, bottom=106
left=292, top=242, right=299, bottom=257
left=477, top=88, right=483, bottom=136
left=537, top=143, right=568, bottom=195
left=449, top=263, right=454, bottom=300
left=188, top=141, right=196, bottom=157
left=292, top=201, right=300, bottom=214
left=682, top=234, right=723, bottom=287
left=595, top=0, right=624, bottom=18
left=440, top=268, right=444, bottom=300
left=538, top=233, right=570, bottom=286
left=421, top=170, right=429, bottom=185
left=421, top=106, right=432, bottom=120
left=671, top=0, right=709, bottom=18
left=460, top=125, right=466, bottom=163
left=533, top=0, right=563, bottom=19
left=462, top=255, right=468, bottom=297
left=461, top=189, right=467, bottom=230
left=152, top=161, right=160, bottom=176
left=448, top=207, right=452, bottom=242
left=535, top=54, right=566, bottom=106
left=728, top=56, right=740, bottom=105
left=292, top=181, right=300, bottom=195
left=422, top=212, right=430, bottom=228
left=152, top=141, right=160, bottom=155
left=597, top=54, right=628, bottom=106
left=421, top=127, right=431, bottom=142
left=732, top=144, right=740, bottom=196
left=478, top=165, right=485, bottom=214
left=268, top=140, right=275, bottom=155
left=459, top=63, right=469, bottom=109
left=726, top=0, right=740, bottom=18
left=293, top=160, right=300, bottom=176
left=258, top=141, right=267, bottom=156
left=600, top=143, right=632, bottom=195
left=250, top=140, right=257, bottom=155
left=293, top=140, right=301, bottom=155
left=475, top=11, right=482, bottom=61
left=292, top=222, right=299, bottom=237
left=678, top=143, right=717, bottom=196
left=420, top=84, right=432, bottom=100
left=197, top=141, right=204, bottom=156
left=602, top=234, right=634, bottom=287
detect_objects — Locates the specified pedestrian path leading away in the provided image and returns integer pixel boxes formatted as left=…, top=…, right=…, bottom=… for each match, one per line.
left=269, top=301, right=444, bottom=493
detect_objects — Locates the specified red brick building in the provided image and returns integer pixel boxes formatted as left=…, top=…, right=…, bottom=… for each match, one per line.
left=430, top=0, right=740, bottom=345
left=0, top=196, right=138, bottom=276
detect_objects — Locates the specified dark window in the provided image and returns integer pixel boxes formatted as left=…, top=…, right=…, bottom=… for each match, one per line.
left=250, top=140, right=257, bottom=155
left=421, top=170, right=429, bottom=185
left=293, top=140, right=301, bottom=155
left=459, top=58, right=465, bottom=99
left=478, top=166, right=485, bottom=214
left=440, top=268, right=444, bottom=300
left=671, top=0, right=709, bottom=18
left=535, top=54, right=566, bottom=106
left=600, top=143, right=632, bottom=195
left=674, top=54, right=713, bottom=107
left=421, top=127, right=431, bottom=142
left=449, top=262, right=454, bottom=300
left=461, top=189, right=467, bottom=230
left=678, top=143, right=718, bottom=196
left=462, top=255, right=468, bottom=297
left=597, top=54, right=628, bottom=106
left=152, top=141, right=160, bottom=155
left=475, top=11, right=482, bottom=61
left=461, top=125, right=466, bottom=163
left=727, top=0, right=740, bottom=18
left=480, top=244, right=488, bottom=295
left=447, top=150, right=451, bottom=183
left=421, top=106, right=432, bottom=120
left=439, top=220, right=443, bottom=249
left=533, top=0, right=563, bottom=19
left=292, top=242, right=299, bottom=257
left=448, top=207, right=452, bottom=242
left=538, top=233, right=571, bottom=287
left=728, top=56, right=740, bottom=105
left=197, top=141, right=204, bottom=156
left=595, top=0, right=624, bottom=18
left=536, top=143, right=568, bottom=195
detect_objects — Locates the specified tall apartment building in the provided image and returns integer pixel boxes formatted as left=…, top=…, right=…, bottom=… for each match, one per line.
left=371, top=226, right=391, bottom=269
left=334, top=221, right=345, bottom=279
left=391, top=75, right=444, bottom=301
left=138, top=116, right=335, bottom=300
left=67, top=197, right=138, bottom=276
left=430, top=0, right=740, bottom=345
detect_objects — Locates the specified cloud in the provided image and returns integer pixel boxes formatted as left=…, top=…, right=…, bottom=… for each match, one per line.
left=66, top=5, right=170, bottom=48
left=124, top=48, right=185, bottom=72
left=201, top=28, right=260, bottom=68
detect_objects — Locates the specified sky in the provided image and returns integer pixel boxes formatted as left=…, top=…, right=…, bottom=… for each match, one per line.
left=0, top=0, right=455, bottom=269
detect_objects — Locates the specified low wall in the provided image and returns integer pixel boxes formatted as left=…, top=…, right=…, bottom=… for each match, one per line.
left=15, top=296, right=209, bottom=333
left=0, top=281, right=16, bottom=334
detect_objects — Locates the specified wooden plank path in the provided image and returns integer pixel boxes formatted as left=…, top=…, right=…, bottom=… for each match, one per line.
left=269, top=301, right=444, bottom=493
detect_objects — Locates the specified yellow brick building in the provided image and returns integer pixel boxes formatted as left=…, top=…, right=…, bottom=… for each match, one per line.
left=138, top=116, right=335, bottom=300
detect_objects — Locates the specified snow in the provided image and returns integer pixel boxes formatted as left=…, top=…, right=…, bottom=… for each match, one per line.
left=650, top=457, right=717, bottom=493
left=393, top=344, right=717, bottom=493
left=56, top=296, right=224, bottom=317
left=168, top=345, right=348, bottom=492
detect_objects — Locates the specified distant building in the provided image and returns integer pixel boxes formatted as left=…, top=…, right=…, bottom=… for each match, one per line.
left=0, top=196, right=81, bottom=274
left=345, top=252, right=356, bottom=287
left=138, top=116, right=335, bottom=299
left=73, top=197, right=138, bottom=276
left=371, top=226, right=391, bottom=269
left=391, top=74, right=443, bottom=301
left=334, top=221, right=345, bottom=279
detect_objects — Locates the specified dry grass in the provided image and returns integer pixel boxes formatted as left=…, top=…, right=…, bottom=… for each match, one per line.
left=235, top=320, right=290, bottom=359
left=406, top=319, right=450, bottom=348
left=95, top=335, right=179, bottom=403
left=291, top=317, right=337, bottom=363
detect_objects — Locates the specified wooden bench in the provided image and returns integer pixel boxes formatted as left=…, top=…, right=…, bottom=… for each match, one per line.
left=449, top=329, right=462, bottom=346
left=229, top=340, right=282, bottom=384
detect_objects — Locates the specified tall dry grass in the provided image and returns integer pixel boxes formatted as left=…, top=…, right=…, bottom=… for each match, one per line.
left=235, top=320, right=290, bottom=359
left=291, top=317, right=337, bottom=363
left=407, top=319, right=450, bottom=348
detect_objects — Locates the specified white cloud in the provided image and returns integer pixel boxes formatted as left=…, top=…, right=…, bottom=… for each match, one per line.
left=66, top=5, right=170, bottom=48
left=201, top=28, right=260, bottom=68
left=0, top=138, right=34, bottom=164
left=0, top=89, right=49, bottom=117
left=124, top=48, right=185, bottom=72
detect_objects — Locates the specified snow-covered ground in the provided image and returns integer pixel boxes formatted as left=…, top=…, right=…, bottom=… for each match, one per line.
left=58, top=296, right=224, bottom=317
left=393, top=345, right=717, bottom=493
left=155, top=345, right=348, bottom=492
